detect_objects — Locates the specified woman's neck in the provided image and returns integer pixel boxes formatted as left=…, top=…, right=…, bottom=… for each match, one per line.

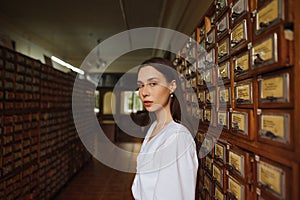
left=155, top=109, right=173, bottom=127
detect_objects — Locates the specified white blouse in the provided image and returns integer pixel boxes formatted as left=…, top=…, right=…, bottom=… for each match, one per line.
left=131, top=121, right=198, bottom=200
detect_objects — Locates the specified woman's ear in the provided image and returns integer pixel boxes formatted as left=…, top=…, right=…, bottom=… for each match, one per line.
left=169, top=80, right=177, bottom=93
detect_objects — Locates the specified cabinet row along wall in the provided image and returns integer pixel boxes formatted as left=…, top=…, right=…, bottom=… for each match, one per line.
left=0, top=46, right=92, bottom=200
left=173, top=0, right=300, bottom=199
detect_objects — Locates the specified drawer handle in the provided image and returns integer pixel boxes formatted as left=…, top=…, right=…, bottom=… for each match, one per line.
left=227, top=190, right=238, bottom=200
left=254, top=53, right=265, bottom=65
left=259, top=21, right=270, bottom=28
left=232, top=122, right=240, bottom=131
left=220, top=96, right=226, bottom=103
left=231, top=11, right=241, bottom=20
left=206, top=40, right=212, bottom=46
left=218, top=52, right=227, bottom=58
left=236, top=98, right=246, bottom=103
left=231, top=39, right=242, bottom=47
left=266, top=96, right=278, bottom=101
left=264, top=131, right=279, bottom=140
left=206, top=99, right=212, bottom=104
left=216, top=1, right=222, bottom=11
left=234, top=66, right=245, bottom=74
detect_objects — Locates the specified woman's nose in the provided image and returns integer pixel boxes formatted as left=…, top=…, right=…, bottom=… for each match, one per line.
left=140, top=85, right=150, bottom=97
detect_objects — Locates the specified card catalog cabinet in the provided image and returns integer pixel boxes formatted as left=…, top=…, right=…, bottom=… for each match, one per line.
left=0, top=46, right=91, bottom=200
left=178, top=0, right=299, bottom=199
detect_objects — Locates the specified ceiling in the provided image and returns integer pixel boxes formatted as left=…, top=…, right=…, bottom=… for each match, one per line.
left=0, top=0, right=212, bottom=73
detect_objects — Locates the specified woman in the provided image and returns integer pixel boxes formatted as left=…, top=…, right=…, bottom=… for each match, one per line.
left=131, top=57, right=198, bottom=200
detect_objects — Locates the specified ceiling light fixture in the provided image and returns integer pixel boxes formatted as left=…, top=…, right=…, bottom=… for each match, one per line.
left=51, top=56, right=85, bottom=75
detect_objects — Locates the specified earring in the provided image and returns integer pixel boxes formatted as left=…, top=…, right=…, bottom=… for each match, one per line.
left=170, top=93, right=174, bottom=98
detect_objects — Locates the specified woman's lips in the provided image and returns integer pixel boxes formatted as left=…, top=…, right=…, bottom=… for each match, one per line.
left=143, top=101, right=153, bottom=107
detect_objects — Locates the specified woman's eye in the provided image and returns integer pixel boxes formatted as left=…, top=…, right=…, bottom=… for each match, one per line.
left=137, top=84, right=144, bottom=88
left=149, top=82, right=157, bottom=87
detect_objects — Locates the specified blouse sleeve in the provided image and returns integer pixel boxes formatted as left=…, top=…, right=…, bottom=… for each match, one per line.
left=153, top=131, right=198, bottom=200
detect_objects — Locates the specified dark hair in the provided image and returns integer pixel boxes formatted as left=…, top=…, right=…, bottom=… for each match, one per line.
left=138, top=57, right=195, bottom=134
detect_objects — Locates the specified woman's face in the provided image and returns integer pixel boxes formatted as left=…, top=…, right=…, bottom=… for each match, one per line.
left=137, top=66, right=174, bottom=113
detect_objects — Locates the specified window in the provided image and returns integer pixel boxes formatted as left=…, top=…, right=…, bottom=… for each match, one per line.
left=121, top=91, right=143, bottom=114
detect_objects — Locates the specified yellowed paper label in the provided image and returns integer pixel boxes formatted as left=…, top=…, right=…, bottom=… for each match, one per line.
left=219, top=40, right=228, bottom=55
left=198, top=91, right=205, bottom=102
left=232, top=112, right=246, bottom=131
left=219, top=62, right=229, bottom=78
left=198, top=74, right=204, bottom=85
left=205, top=70, right=212, bottom=83
left=232, top=21, right=246, bottom=43
left=205, top=138, right=212, bottom=151
left=220, top=88, right=230, bottom=102
left=218, top=112, right=228, bottom=127
left=229, top=151, right=243, bottom=174
left=206, top=109, right=211, bottom=121
left=236, top=53, right=249, bottom=71
left=215, top=143, right=225, bottom=159
left=236, top=84, right=251, bottom=101
left=259, top=161, right=283, bottom=195
left=204, top=175, right=211, bottom=189
left=215, top=186, right=224, bottom=200
left=213, top=165, right=222, bottom=184
left=261, top=76, right=284, bottom=98
left=262, top=115, right=285, bottom=138
left=228, top=177, right=243, bottom=200
left=206, top=157, right=213, bottom=171
left=257, top=0, right=279, bottom=31
left=208, top=91, right=215, bottom=103
left=254, top=37, right=274, bottom=61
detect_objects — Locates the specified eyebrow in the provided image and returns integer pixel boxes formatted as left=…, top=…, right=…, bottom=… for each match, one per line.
left=137, top=77, right=159, bottom=84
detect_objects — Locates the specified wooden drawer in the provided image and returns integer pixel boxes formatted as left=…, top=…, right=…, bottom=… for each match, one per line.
left=257, top=69, right=293, bottom=108
left=198, top=22, right=206, bottom=43
left=218, top=37, right=230, bottom=62
left=218, top=84, right=232, bottom=108
left=231, top=108, right=255, bottom=140
left=234, top=78, right=255, bottom=108
left=257, top=109, right=293, bottom=149
left=217, top=12, right=230, bottom=40
left=214, top=140, right=228, bottom=164
left=204, top=155, right=214, bottom=175
left=230, top=0, right=250, bottom=27
left=213, top=162, right=227, bottom=193
left=206, top=29, right=216, bottom=50
left=198, top=108, right=205, bottom=124
left=250, top=26, right=293, bottom=73
left=217, top=59, right=231, bottom=85
left=227, top=174, right=253, bottom=200
left=214, top=183, right=227, bottom=200
left=216, top=0, right=230, bottom=20
left=204, top=172, right=214, bottom=198
left=230, top=18, right=251, bottom=54
left=205, top=87, right=216, bottom=105
left=217, top=109, right=230, bottom=130
left=204, top=107, right=215, bottom=126
left=5, top=49, right=16, bottom=61
left=199, top=134, right=215, bottom=158
left=203, top=68, right=214, bottom=87
left=205, top=10, right=216, bottom=35
left=204, top=47, right=216, bottom=69
left=254, top=0, right=292, bottom=36
left=255, top=155, right=291, bottom=200
left=227, top=145, right=254, bottom=184
left=233, top=50, right=251, bottom=80
left=198, top=89, right=205, bottom=106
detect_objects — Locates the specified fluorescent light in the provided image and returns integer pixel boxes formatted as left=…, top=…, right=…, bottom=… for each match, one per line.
left=51, top=56, right=85, bottom=75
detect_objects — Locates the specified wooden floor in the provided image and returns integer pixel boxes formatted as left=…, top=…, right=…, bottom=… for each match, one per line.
left=53, top=142, right=141, bottom=200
